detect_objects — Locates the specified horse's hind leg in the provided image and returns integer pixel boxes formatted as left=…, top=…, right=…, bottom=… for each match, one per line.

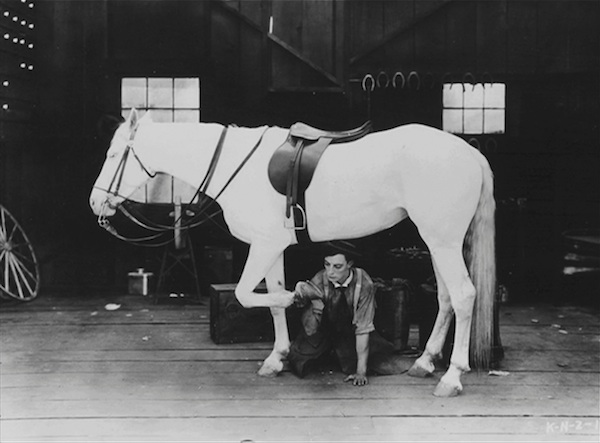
left=426, top=246, right=476, bottom=397
left=259, top=252, right=291, bottom=377
left=408, top=258, right=454, bottom=378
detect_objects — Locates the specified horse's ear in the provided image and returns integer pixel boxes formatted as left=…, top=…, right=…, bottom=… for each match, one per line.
left=126, top=108, right=139, bottom=133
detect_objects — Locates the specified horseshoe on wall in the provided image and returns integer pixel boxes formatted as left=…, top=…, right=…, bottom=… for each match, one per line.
left=361, top=74, right=375, bottom=120
left=485, top=137, right=498, bottom=154
left=392, top=71, right=405, bottom=89
left=376, top=71, right=390, bottom=89
left=407, top=71, right=420, bottom=90
left=442, top=72, right=454, bottom=88
left=463, top=72, right=477, bottom=91
left=361, top=74, right=375, bottom=92
left=468, top=137, right=481, bottom=150
left=482, top=71, right=494, bottom=86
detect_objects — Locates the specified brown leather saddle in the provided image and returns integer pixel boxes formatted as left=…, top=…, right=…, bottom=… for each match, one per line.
left=268, top=120, right=373, bottom=244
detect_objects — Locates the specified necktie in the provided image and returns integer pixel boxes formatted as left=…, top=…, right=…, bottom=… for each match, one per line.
left=329, top=286, right=351, bottom=332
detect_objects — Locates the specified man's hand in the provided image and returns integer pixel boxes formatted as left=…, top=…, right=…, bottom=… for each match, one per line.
left=344, top=373, right=368, bottom=386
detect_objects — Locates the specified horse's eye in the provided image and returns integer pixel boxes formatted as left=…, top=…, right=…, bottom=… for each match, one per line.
left=107, top=151, right=118, bottom=159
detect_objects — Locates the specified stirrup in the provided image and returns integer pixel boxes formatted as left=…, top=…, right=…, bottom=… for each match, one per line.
left=284, top=204, right=307, bottom=230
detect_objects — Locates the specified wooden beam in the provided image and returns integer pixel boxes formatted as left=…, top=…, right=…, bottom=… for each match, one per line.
left=268, top=86, right=343, bottom=93
left=215, top=0, right=341, bottom=87
left=267, top=33, right=341, bottom=86
left=349, top=0, right=454, bottom=66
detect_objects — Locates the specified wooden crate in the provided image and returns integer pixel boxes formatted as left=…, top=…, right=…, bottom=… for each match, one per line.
left=210, top=283, right=301, bottom=344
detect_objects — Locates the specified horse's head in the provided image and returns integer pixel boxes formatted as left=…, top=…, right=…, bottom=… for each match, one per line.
left=90, top=108, right=154, bottom=217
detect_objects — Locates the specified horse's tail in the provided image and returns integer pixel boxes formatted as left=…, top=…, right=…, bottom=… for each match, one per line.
left=465, top=152, right=496, bottom=369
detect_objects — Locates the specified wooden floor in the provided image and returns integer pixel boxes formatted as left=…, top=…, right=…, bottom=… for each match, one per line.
left=1, top=291, right=598, bottom=442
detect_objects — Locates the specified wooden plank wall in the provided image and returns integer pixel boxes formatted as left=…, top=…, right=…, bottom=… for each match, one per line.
left=346, top=1, right=599, bottom=77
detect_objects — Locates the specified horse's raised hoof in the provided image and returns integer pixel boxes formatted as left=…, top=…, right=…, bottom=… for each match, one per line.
left=433, top=380, right=462, bottom=397
left=293, top=281, right=323, bottom=307
left=292, top=291, right=310, bottom=308
left=407, top=362, right=433, bottom=378
left=257, top=359, right=283, bottom=377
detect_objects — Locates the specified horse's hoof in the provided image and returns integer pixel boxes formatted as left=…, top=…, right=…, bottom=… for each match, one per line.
left=407, top=362, right=433, bottom=378
left=292, top=291, right=310, bottom=308
left=433, top=381, right=462, bottom=397
left=292, top=281, right=323, bottom=307
left=257, top=360, right=282, bottom=377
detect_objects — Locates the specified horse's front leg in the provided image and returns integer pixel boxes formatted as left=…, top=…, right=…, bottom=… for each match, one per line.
left=259, top=253, right=291, bottom=377
left=233, top=238, right=295, bottom=377
left=234, top=239, right=295, bottom=310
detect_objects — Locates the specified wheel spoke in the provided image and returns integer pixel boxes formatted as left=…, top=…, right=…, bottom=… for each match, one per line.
left=8, top=253, right=25, bottom=299
left=0, top=209, right=6, bottom=242
left=7, top=222, right=18, bottom=244
left=11, top=245, right=36, bottom=267
left=9, top=253, right=35, bottom=297
left=10, top=251, right=37, bottom=288
left=3, top=248, right=9, bottom=292
left=8, top=255, right=23, bottom=299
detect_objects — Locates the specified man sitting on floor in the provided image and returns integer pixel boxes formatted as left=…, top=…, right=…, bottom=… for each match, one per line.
left=288, top=241, right=411, bottom=386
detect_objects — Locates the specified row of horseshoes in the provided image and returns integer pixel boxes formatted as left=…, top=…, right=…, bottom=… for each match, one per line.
left=360, top=71, right=496, bottom=91
left=468, top=137, right=498, bottom=154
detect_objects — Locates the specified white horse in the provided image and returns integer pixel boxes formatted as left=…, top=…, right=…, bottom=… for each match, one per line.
left=90, top=109, right=496, bottom=397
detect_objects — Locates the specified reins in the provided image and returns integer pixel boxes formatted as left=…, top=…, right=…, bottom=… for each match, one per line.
left=97, top=124, right=269, bottom=246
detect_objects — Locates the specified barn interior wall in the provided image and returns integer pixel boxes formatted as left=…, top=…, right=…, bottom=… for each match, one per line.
left=3, top=0, right=597, bottom=301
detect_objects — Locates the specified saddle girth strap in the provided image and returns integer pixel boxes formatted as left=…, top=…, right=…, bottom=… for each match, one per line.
left=292, top=137, right=332, bottom=244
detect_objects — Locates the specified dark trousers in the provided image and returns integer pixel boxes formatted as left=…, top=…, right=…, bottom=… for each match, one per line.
left=288, top=327, right=411, bottom=378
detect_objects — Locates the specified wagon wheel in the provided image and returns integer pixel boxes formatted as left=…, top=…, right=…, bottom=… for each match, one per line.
left=0, top=205, right=40, bottom=301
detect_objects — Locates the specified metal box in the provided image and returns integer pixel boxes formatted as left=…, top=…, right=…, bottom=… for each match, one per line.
left=128, top=268, right=154, bottom=296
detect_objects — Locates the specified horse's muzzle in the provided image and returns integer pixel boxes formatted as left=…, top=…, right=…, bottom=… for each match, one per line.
left=89, top=189, right=119, bottom=217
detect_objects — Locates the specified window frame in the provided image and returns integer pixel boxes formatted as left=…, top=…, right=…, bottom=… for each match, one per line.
left=120, top=76, right=201, bottom=123
left=442, top=82, right=506, bottom=135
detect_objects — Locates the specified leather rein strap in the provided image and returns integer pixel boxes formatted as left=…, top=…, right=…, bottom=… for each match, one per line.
left=98, top=125, right=269, bottom=246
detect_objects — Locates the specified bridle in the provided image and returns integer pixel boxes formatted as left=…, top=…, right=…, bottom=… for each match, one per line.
left=95, top=123, right=269, bottom=246
left=96, top=126, right=156, bottom=197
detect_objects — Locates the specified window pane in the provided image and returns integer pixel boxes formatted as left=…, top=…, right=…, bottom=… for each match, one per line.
left=443, top=84, right=463, bottom=108
left=443, top=109, right=463, bottom=133
left=174, top=109, right=200, bottom=122
left=148, top=78, right=173, bottom=108
left=464, top=109, right=483, bottom=134
left=484, top=83, right=505, bottom=108
left=122, top=78, right=146, bottom=108
left=174, top=78, right=200, bottom=108
left=464, top=83, right=484, bottom=108
left=151, top=109, right=173, bottom=122
left=484, top=109, right=505, bottom=133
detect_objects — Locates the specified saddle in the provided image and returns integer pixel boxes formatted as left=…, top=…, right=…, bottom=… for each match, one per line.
left=268, top=120, right=372, bottom=244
